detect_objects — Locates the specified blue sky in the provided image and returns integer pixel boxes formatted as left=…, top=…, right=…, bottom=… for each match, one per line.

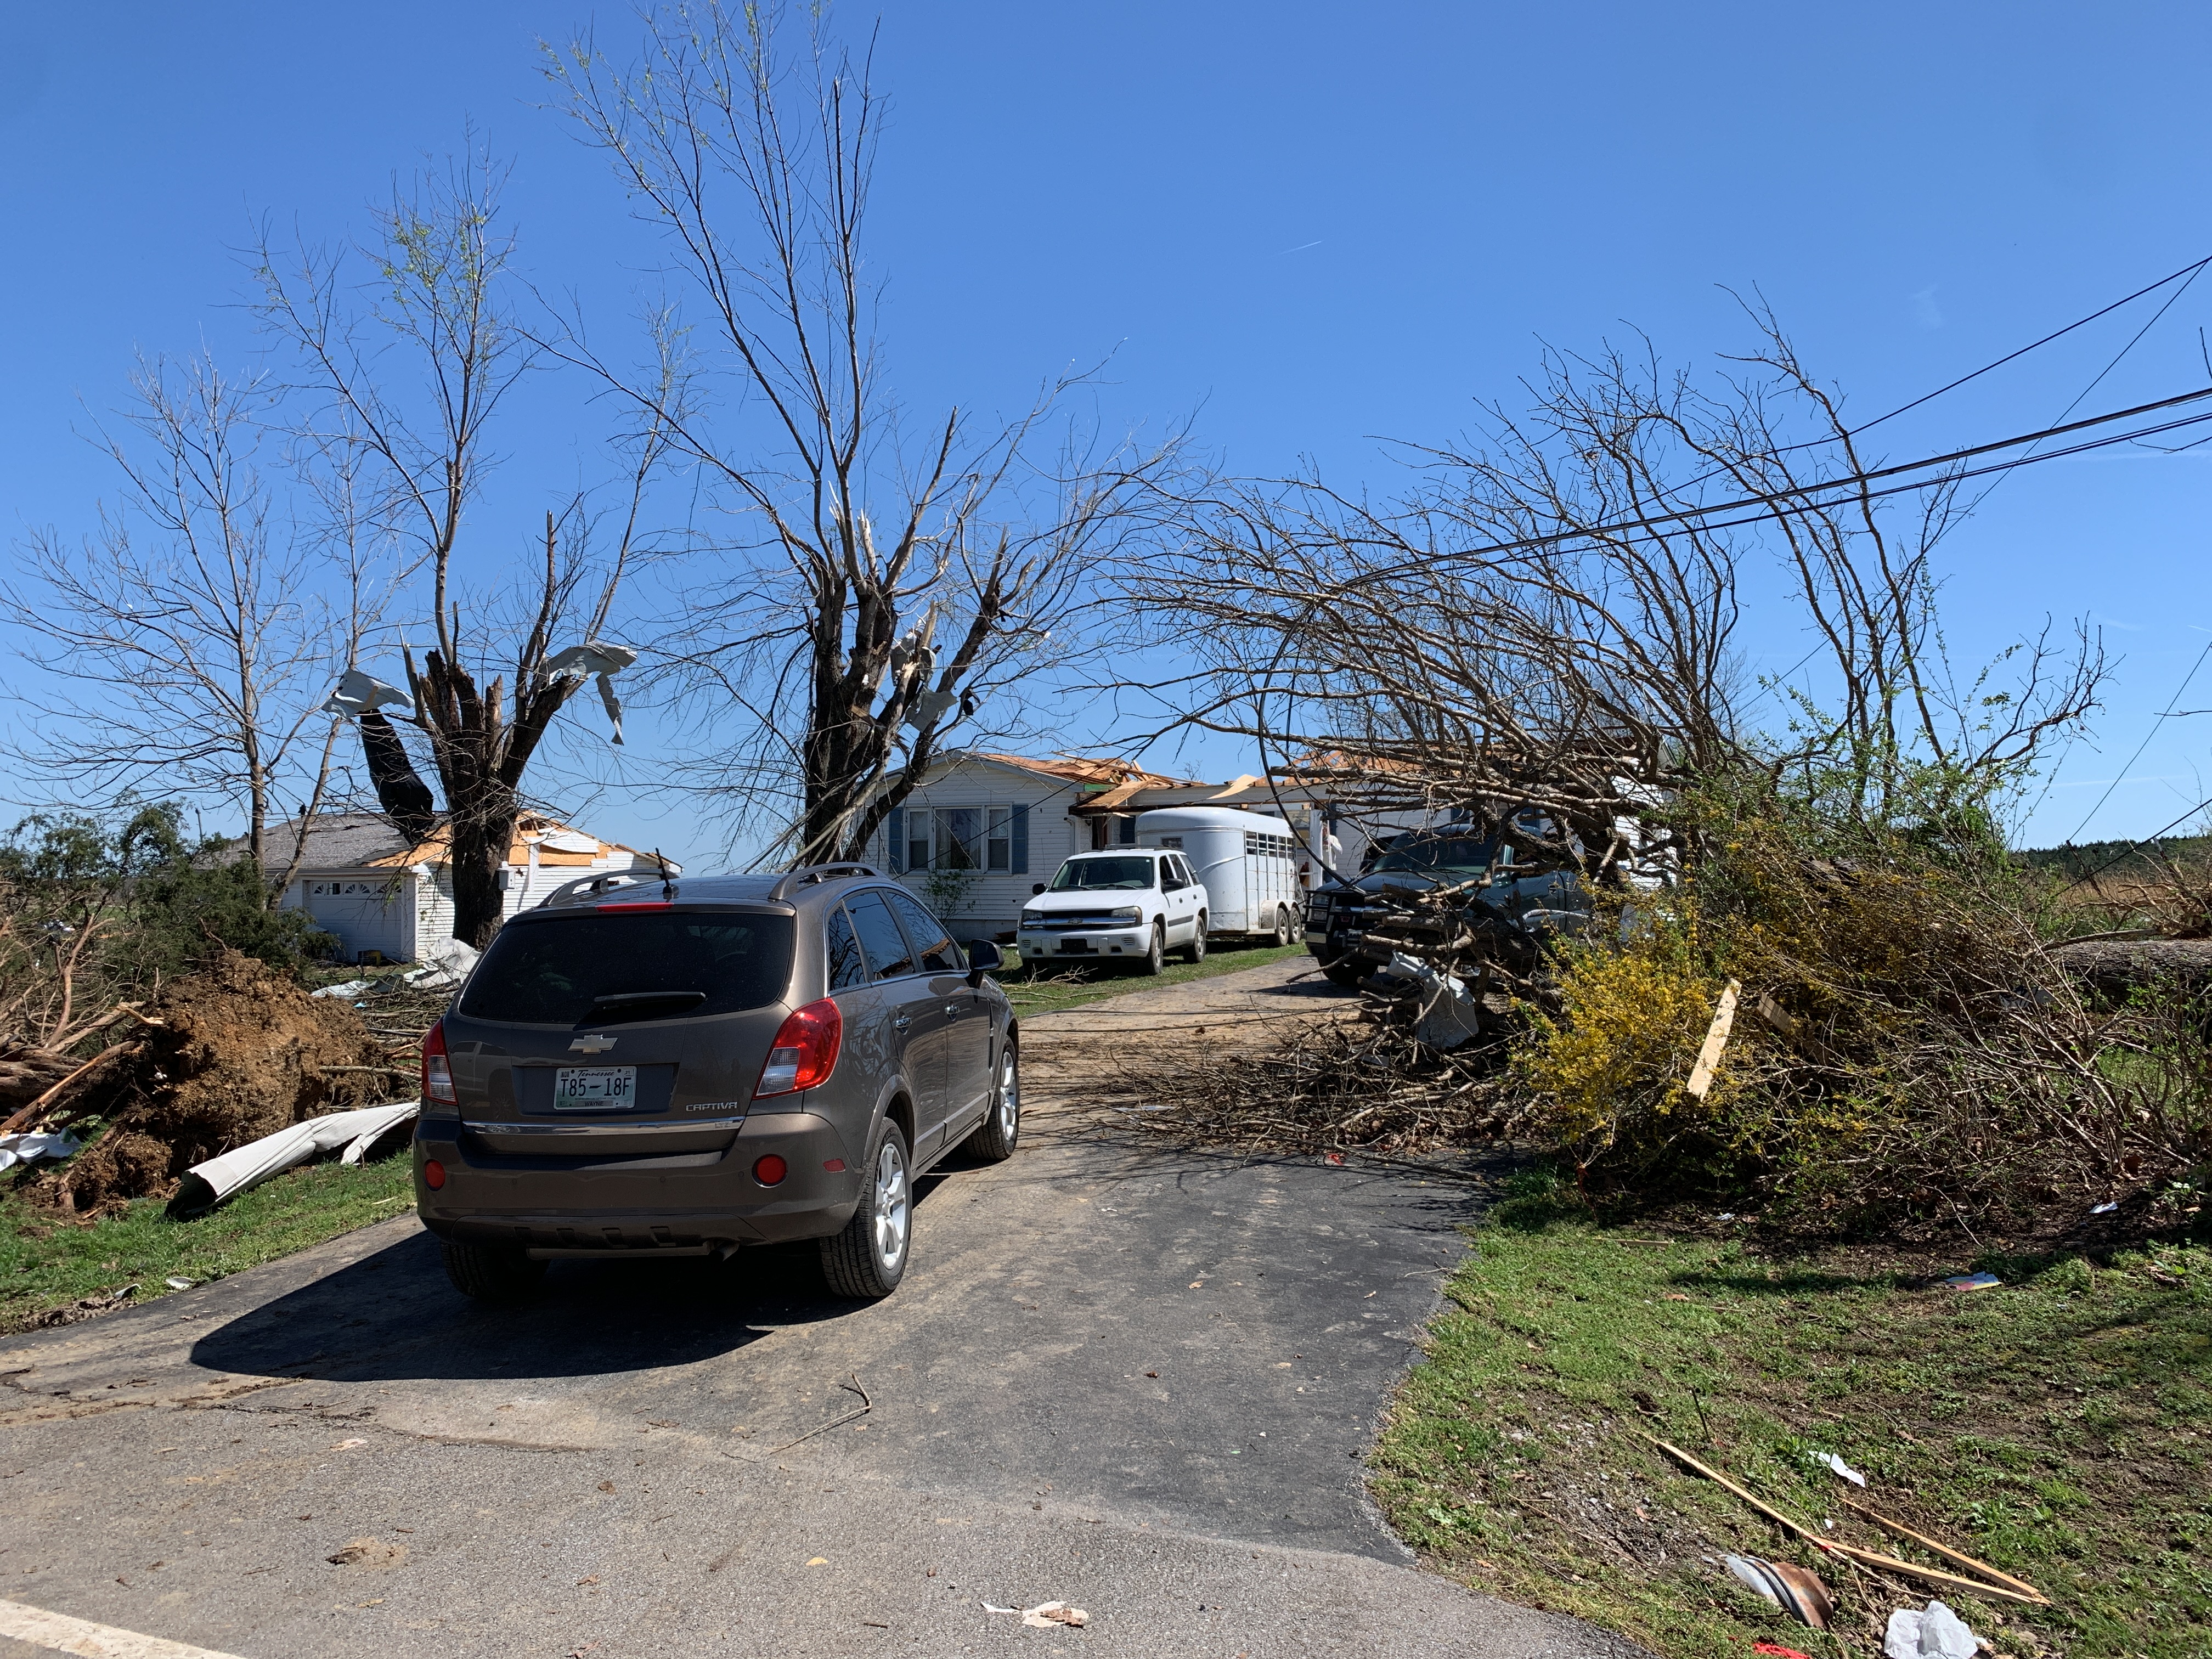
left=3, top=3, right=2209, bottom=866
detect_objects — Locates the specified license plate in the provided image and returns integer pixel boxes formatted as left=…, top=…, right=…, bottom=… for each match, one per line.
left=1060, top=938, right=1091, bottom=952
left=552, top=1066, right=637, bottom=1110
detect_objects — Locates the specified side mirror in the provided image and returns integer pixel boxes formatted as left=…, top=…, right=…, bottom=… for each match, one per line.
left=1031, top=882, right=1046, bottom=895
left=963, top=939, right=1004, bottom=986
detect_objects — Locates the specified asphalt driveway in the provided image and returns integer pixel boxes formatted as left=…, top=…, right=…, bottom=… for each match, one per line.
left=0, top=959, right=1643, bottom=1658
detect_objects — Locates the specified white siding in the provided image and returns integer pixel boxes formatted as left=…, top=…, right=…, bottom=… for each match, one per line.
left=874, top=760, right=1093, bottom=941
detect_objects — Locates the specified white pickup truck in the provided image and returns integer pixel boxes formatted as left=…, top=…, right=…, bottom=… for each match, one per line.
left=1015, top=847, right=1209, bottom=975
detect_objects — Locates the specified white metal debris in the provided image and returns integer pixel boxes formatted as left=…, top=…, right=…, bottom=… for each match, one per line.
left=168, top=1101, right=420, bottom=1217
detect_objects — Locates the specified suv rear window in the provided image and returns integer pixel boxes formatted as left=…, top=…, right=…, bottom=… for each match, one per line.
left=458, top=912, right=795, bottom=1024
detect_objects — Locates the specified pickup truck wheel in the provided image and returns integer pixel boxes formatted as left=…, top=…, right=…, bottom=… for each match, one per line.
left=442, top=1239, right=546, bottom=1302
left=1182, top=913, right=1207, bottom=964
left=820, top=1119, right=911, bottom=1299
left=1137, top=921, right=1166, bottom=975
left=1322, top=958, right=1368, bottom=989
left=965, top=1043, right=1020, bottom=1161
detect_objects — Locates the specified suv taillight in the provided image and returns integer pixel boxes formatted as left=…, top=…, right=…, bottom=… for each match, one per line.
left=753, top=998, right=842, bottom=1098
left=422, top=1017, right=456, bottom=1106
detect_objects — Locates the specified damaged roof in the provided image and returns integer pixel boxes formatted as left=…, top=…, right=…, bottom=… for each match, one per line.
left=247, top=811, right=665, bottom=875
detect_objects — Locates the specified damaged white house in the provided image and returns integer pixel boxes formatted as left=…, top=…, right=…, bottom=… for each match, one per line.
left=252, top=811, right=671, bottom=963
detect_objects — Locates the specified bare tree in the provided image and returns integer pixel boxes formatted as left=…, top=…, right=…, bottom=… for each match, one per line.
left=254, top=155, right=674, bottom=946
left=1132, top=310, right=2103, bottom=866
left=544, top=2, right=1184, bottom=867
left=4, top=352, right=386, bottom=899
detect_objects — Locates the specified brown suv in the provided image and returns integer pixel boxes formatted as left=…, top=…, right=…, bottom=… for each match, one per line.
left=411, top=865, right=1017, bottom=1302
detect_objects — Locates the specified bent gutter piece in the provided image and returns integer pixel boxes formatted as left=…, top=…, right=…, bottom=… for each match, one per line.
left=168, top=1100, right=420, bottom=1217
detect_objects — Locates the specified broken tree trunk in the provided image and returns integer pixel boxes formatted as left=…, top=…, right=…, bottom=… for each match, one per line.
left=2047, top=938, right=2212, bottom=1000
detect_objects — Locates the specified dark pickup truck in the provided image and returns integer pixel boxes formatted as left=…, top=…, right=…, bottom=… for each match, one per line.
left=1302, top=824, right=1588, bottom=987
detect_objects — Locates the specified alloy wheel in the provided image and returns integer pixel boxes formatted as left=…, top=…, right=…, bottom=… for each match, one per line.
left=873, top=1138, right=910, bottom=1269
left=997, top=1048, right=1020, bottom=1142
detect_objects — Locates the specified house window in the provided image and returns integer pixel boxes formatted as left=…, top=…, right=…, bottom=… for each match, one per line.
left=1118, top=816, right=1137, bottom=846
left=906, top=810, right=934, bottom=874
left=986, top=808, right=1012, bottom=872
left=941, top=806, right=982, bottom=871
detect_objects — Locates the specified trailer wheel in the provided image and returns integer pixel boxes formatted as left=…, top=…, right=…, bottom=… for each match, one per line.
left=1182, top=913, right=1207, bottom=964
left=1271, top=904, right=1293, bottom=946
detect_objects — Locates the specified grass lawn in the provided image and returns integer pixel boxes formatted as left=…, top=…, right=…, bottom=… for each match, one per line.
left=1374, top=1180, right=2211, bottom=1658
left=996, top=939, right=1310, bottom=1015
left=1, top=1156, right=414, bottom=1336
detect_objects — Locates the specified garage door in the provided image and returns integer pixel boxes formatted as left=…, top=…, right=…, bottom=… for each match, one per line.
left=303, top=879, right=414, bottom=963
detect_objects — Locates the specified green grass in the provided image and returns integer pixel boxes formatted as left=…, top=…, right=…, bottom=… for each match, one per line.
left=996, top=939, right=1310, bottom=1015
left=1, top=1156, right=414, bottom=1335
left=1375, top=1181, right=2212, bottom=1658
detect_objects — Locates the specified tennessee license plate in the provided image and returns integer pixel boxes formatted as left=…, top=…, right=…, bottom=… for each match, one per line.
left=552, top=1066, right=636, bottom=1110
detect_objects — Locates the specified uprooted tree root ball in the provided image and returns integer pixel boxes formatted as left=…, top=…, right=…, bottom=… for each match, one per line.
left=20, top=949, right=392, bottom=1216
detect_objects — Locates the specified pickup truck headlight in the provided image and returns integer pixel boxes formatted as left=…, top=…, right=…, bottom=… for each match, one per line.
left=1020, top=909, right=1045, bottom=926
left=1107, top=907, right=1143, bottom=924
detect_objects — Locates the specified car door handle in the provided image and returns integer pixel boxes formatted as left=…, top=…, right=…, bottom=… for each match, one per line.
left=893, top=1014, right=911, bottom=1032
left=945, top=1005, right=962, bottom=1017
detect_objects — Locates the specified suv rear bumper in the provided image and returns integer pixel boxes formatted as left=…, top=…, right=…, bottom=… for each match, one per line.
left=412, top=1110, right=862, bottom=1255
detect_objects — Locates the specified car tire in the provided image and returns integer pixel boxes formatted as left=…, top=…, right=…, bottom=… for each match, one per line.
left=1272, top=905, right=1293, bottom=946
left=965, top=1043, right=1020, bottom=1162
left=1321, top=957, right=1368, bottom=989
left=820, top=1118, right=911, bottom=1299
left=1137, top=921, right=1166, bottom=975
left=1182, top=913, right=1207, bottom=964
left=442, top=1239, right=546, bottom=1302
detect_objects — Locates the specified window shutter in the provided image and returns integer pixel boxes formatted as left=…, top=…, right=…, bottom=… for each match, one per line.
left=1010, top=803, right=1029, bottom=873
left=887, top=805, right=904, bottom=873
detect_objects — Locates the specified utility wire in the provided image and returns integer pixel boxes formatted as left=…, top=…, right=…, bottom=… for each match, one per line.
left=1664, top=253, right=2212, bottom=495
left=2059, top=639, right=2212, bottom=844
left=2053, top=788, right=2212, bottom=895
left=1372, top=386, right=2212, bottom=584
left=1961, top=259, right=2210, bottom=517
left=1853, top=253, right=2212, bottom=442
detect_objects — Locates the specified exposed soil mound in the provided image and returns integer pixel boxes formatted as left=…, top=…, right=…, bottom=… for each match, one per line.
left=32, top=949, right=388, bottom=1214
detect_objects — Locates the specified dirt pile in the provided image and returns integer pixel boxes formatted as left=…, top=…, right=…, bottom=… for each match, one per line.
left=30, top=949, right=392, bottom=1215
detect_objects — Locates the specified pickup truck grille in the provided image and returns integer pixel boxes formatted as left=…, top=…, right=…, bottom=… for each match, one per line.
left=1029, top=912, right=1136, bottom=930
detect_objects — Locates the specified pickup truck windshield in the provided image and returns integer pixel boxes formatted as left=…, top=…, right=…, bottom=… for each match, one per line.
left=458, top=912, right=795, bottom=1024
left=1371, top=836, right=1498, bottom=875
left=1049, top=856, right=1156, bottom=891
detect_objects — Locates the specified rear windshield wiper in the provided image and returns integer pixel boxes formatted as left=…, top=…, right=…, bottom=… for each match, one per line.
left=590, top=990, right=708, bottom=1010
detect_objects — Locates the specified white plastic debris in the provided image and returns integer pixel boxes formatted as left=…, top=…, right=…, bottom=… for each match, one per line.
left=1365, top=952, right=1488, bottom=1049
left=319, top=668, right=411, bottom=718
left=164, top=1277, right=195, bottom=1291
left=1022, top=1603, right=1089, bottom=1629
left=1812, top=1451, right=1867, bottom=1486
left=1884, top=1600, right=1979, bottom=1658
left=167, top=1101, right=420, bottom=1218
left=0, top=1131, right=82, bottom=1172
left=311, top=979, right=375, bottom=1001
left=981, top=1602, right=1087, bottom=1628
left=2090, top=1200, right=2119, bottom=1215
left=402, top=938, right=479, bottom=991
left=543, top=640, right=637, bottom=746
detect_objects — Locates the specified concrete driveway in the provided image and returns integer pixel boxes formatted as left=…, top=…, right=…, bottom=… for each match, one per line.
left=0, top=959, right=1644, bottom=1658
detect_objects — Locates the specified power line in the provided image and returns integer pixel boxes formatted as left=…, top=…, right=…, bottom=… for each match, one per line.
left=2060, top=639, right=2212, bottom=844
left=1961, top=259, right=2210, bottom=518
left=2053, top=789, right=2212, bottom=895
left=1663, top=253, right=2212, bottom=496
left=1365, top=385, right=2212, bottom=585
left=1852, top=252, right=2212, bottom=442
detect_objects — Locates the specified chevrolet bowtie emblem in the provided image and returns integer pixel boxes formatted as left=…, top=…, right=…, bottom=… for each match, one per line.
left=568, top=1035, right=618, bottom=1054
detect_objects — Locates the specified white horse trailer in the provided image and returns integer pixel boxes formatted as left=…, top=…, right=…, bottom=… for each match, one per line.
left=1134, top=806, right=1301, bottom=943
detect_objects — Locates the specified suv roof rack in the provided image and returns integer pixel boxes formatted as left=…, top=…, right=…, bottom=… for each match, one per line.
left=767, top=862, right=882, bottom=902
left=538, top=871, right=648, bottom=909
